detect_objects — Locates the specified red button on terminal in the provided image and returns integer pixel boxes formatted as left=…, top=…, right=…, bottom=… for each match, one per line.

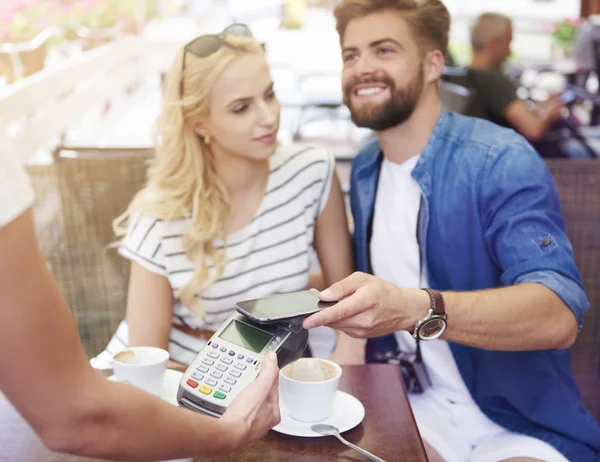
left=186, top=379, right=199, bottom=388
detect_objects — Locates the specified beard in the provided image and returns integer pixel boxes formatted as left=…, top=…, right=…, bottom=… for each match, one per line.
left=344, top=67, right=424, bottom=131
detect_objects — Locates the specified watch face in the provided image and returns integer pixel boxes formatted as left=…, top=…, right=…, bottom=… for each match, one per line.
left=419, top=318, right=446, bottom=340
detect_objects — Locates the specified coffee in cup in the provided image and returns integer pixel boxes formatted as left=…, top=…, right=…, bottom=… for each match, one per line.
left=112, top=346, right=169, bottom=396
left=279, top=358, right=342, bottom=422
left=281, top=358, right=339, bottom=382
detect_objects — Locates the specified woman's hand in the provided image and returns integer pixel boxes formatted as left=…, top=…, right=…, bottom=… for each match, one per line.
left=329, top=333, right=366, bottom=365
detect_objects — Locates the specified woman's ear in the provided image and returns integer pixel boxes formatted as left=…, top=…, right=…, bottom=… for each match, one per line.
left=193, top=122, right=209, bottom=138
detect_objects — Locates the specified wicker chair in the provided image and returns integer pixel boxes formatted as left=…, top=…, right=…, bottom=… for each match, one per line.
left=0, top=27, right=62, bottom=83
left=26, top=149, right=152, bottom=357
left=547, top=159, right=600, bottom=422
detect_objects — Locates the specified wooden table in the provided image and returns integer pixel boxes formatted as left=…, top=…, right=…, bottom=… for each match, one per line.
left=202, top=365, right=426, bottom=462
left=0, top=365, right=426, bottom=462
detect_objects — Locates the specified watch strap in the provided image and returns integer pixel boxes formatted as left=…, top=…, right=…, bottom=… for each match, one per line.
left=422, top=288, right=446, bottom=316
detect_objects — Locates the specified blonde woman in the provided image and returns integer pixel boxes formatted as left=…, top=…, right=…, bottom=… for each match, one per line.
left=92, top=24, right=363, bottom=369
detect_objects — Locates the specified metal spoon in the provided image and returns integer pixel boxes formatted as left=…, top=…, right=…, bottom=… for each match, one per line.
left=311, top=424, right=386, bottom=462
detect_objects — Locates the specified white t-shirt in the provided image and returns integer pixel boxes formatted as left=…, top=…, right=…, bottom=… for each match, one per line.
left=370, top=156, right=474, bottom=403
left=0, top=152, right=34, bottom=228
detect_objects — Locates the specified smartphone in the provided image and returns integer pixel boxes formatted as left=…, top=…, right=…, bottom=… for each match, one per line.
left=235, top=290, right=335, bottom=323
left=562, top=90, right=576, bottom=104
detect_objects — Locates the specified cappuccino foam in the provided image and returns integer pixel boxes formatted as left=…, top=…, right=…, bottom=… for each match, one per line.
left=282, top=359, right=339, bottom=382
left=113, top=349, right=155, bottom=365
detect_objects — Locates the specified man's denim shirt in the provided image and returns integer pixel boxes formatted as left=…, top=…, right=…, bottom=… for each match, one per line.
left=351, top=111, right=600, bottom=460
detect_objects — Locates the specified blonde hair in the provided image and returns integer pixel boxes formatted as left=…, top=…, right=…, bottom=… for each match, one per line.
left=115, top=35, right=265, bottom=317
left=334, top=0, right=450, bottom=56
left=470, top=13, right=512, bottom=52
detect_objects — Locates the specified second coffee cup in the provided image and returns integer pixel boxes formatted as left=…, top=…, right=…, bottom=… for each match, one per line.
left=279, top=358, right=342, bottom=422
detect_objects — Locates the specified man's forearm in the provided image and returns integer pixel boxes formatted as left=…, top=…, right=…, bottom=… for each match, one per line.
left=408, top=283, right=578, bottom=351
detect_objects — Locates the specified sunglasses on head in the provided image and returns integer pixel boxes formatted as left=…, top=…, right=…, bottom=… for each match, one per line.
left=180, top=23, right=254, bottom=97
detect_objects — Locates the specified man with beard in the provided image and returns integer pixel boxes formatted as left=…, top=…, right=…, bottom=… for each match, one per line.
left=302, top=1, right=600, bottom=461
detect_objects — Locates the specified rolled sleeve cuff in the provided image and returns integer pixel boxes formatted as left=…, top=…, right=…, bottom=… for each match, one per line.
left=514, top=270, right=589, bottom=329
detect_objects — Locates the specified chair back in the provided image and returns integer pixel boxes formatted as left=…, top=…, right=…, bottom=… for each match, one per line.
left=547, top=159, right=600, bottom=422
left=441, top=71, right=489, bottom=120
left=0, top=27, right=61, bottom=83
left=26, top=149, right=152, bottom=356
left=439, top=80, right=473, bottom=115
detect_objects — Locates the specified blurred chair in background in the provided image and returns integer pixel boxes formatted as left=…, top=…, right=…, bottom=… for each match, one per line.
left=439, top=79, right=474, bottom=115
left=546, top=158, right=600, bottom=422
left=0, top=27, right=62, bottom=84
left=26, top=149, right=152, bottom=357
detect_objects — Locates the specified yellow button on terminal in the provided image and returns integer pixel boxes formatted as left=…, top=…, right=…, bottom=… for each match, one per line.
left=199, top=385, right=212, bottom=395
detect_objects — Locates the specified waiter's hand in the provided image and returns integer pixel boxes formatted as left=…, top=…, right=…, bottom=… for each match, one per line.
left=302, top=272, right=429, bottom=338
left=222, top=351, right=280, bottom=448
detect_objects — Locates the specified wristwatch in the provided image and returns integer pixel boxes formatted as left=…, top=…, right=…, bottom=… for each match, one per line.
left=412, top=288, right=447, bottom=341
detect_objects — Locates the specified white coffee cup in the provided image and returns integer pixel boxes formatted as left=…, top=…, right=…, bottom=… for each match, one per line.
left=279, top=358, right=342, bottom=422
left=112, top=346, right=169, bottom=396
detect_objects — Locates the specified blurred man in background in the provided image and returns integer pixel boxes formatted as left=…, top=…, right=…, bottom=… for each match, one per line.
left=467, top=13, right=564, bottom=142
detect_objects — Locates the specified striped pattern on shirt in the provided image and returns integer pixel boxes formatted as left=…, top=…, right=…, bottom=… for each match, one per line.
left=92, top=144, right=335, bottom=367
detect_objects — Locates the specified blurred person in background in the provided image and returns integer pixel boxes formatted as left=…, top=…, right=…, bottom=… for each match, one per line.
left=465, top=13, right=599, bottom=158
left=91, top=24, right=364, bottom=370
left=0, top=151, right=280, bottom=460
left=467, top=13, right=565, bottom=143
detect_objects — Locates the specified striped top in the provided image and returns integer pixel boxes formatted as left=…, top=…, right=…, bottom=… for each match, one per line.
left=119, top=144, right=334, bottom=332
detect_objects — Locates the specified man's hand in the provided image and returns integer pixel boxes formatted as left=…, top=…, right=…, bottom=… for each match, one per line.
left=536, top=95, right=564, bottom=123
left=221, top=352, right=281, bottom=449
left=302, top=272, right=429, bottom=338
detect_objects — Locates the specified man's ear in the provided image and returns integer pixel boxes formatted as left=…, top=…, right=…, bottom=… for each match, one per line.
left=424, top=49, right=445, bottom=84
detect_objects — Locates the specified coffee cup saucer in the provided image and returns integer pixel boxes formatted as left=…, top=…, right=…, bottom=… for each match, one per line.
left=108, top=369, right=183, bottom=406
left=272, top=391, right=365, bottom=437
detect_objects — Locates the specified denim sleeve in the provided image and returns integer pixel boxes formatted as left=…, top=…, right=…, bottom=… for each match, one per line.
left=478, top=140, right=589, bottom=327
left=514, top=271, right=589, bottom=330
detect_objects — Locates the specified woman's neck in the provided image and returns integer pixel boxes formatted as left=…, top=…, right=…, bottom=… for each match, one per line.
left=211, top=146, right=271, bottom=234
left=213, top=149, right=270, bottom=199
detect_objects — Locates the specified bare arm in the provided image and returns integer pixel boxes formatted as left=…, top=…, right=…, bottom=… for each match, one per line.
left=304, top=272, right=578, bottom=351
left=313, top=171, right=364, bottom=363
left=127, top=262, right=187, bottom=368
left=314, top=171, right=354, bottom=297
left=504, top=99, right=563, bottom=142
left=126, top=262, right=173, bottom=346
left=440, top=283, right=578, bottom=350
left=0, top=210, right=279, bottom=460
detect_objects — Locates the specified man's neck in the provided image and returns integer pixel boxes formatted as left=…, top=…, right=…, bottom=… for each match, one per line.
left=377, top=89, right=442, bottom=165
left=469, top=52, right=494, bottom=70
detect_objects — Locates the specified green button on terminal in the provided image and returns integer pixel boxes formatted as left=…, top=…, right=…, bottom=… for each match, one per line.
left=214, top=391, right=226, bottom=400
